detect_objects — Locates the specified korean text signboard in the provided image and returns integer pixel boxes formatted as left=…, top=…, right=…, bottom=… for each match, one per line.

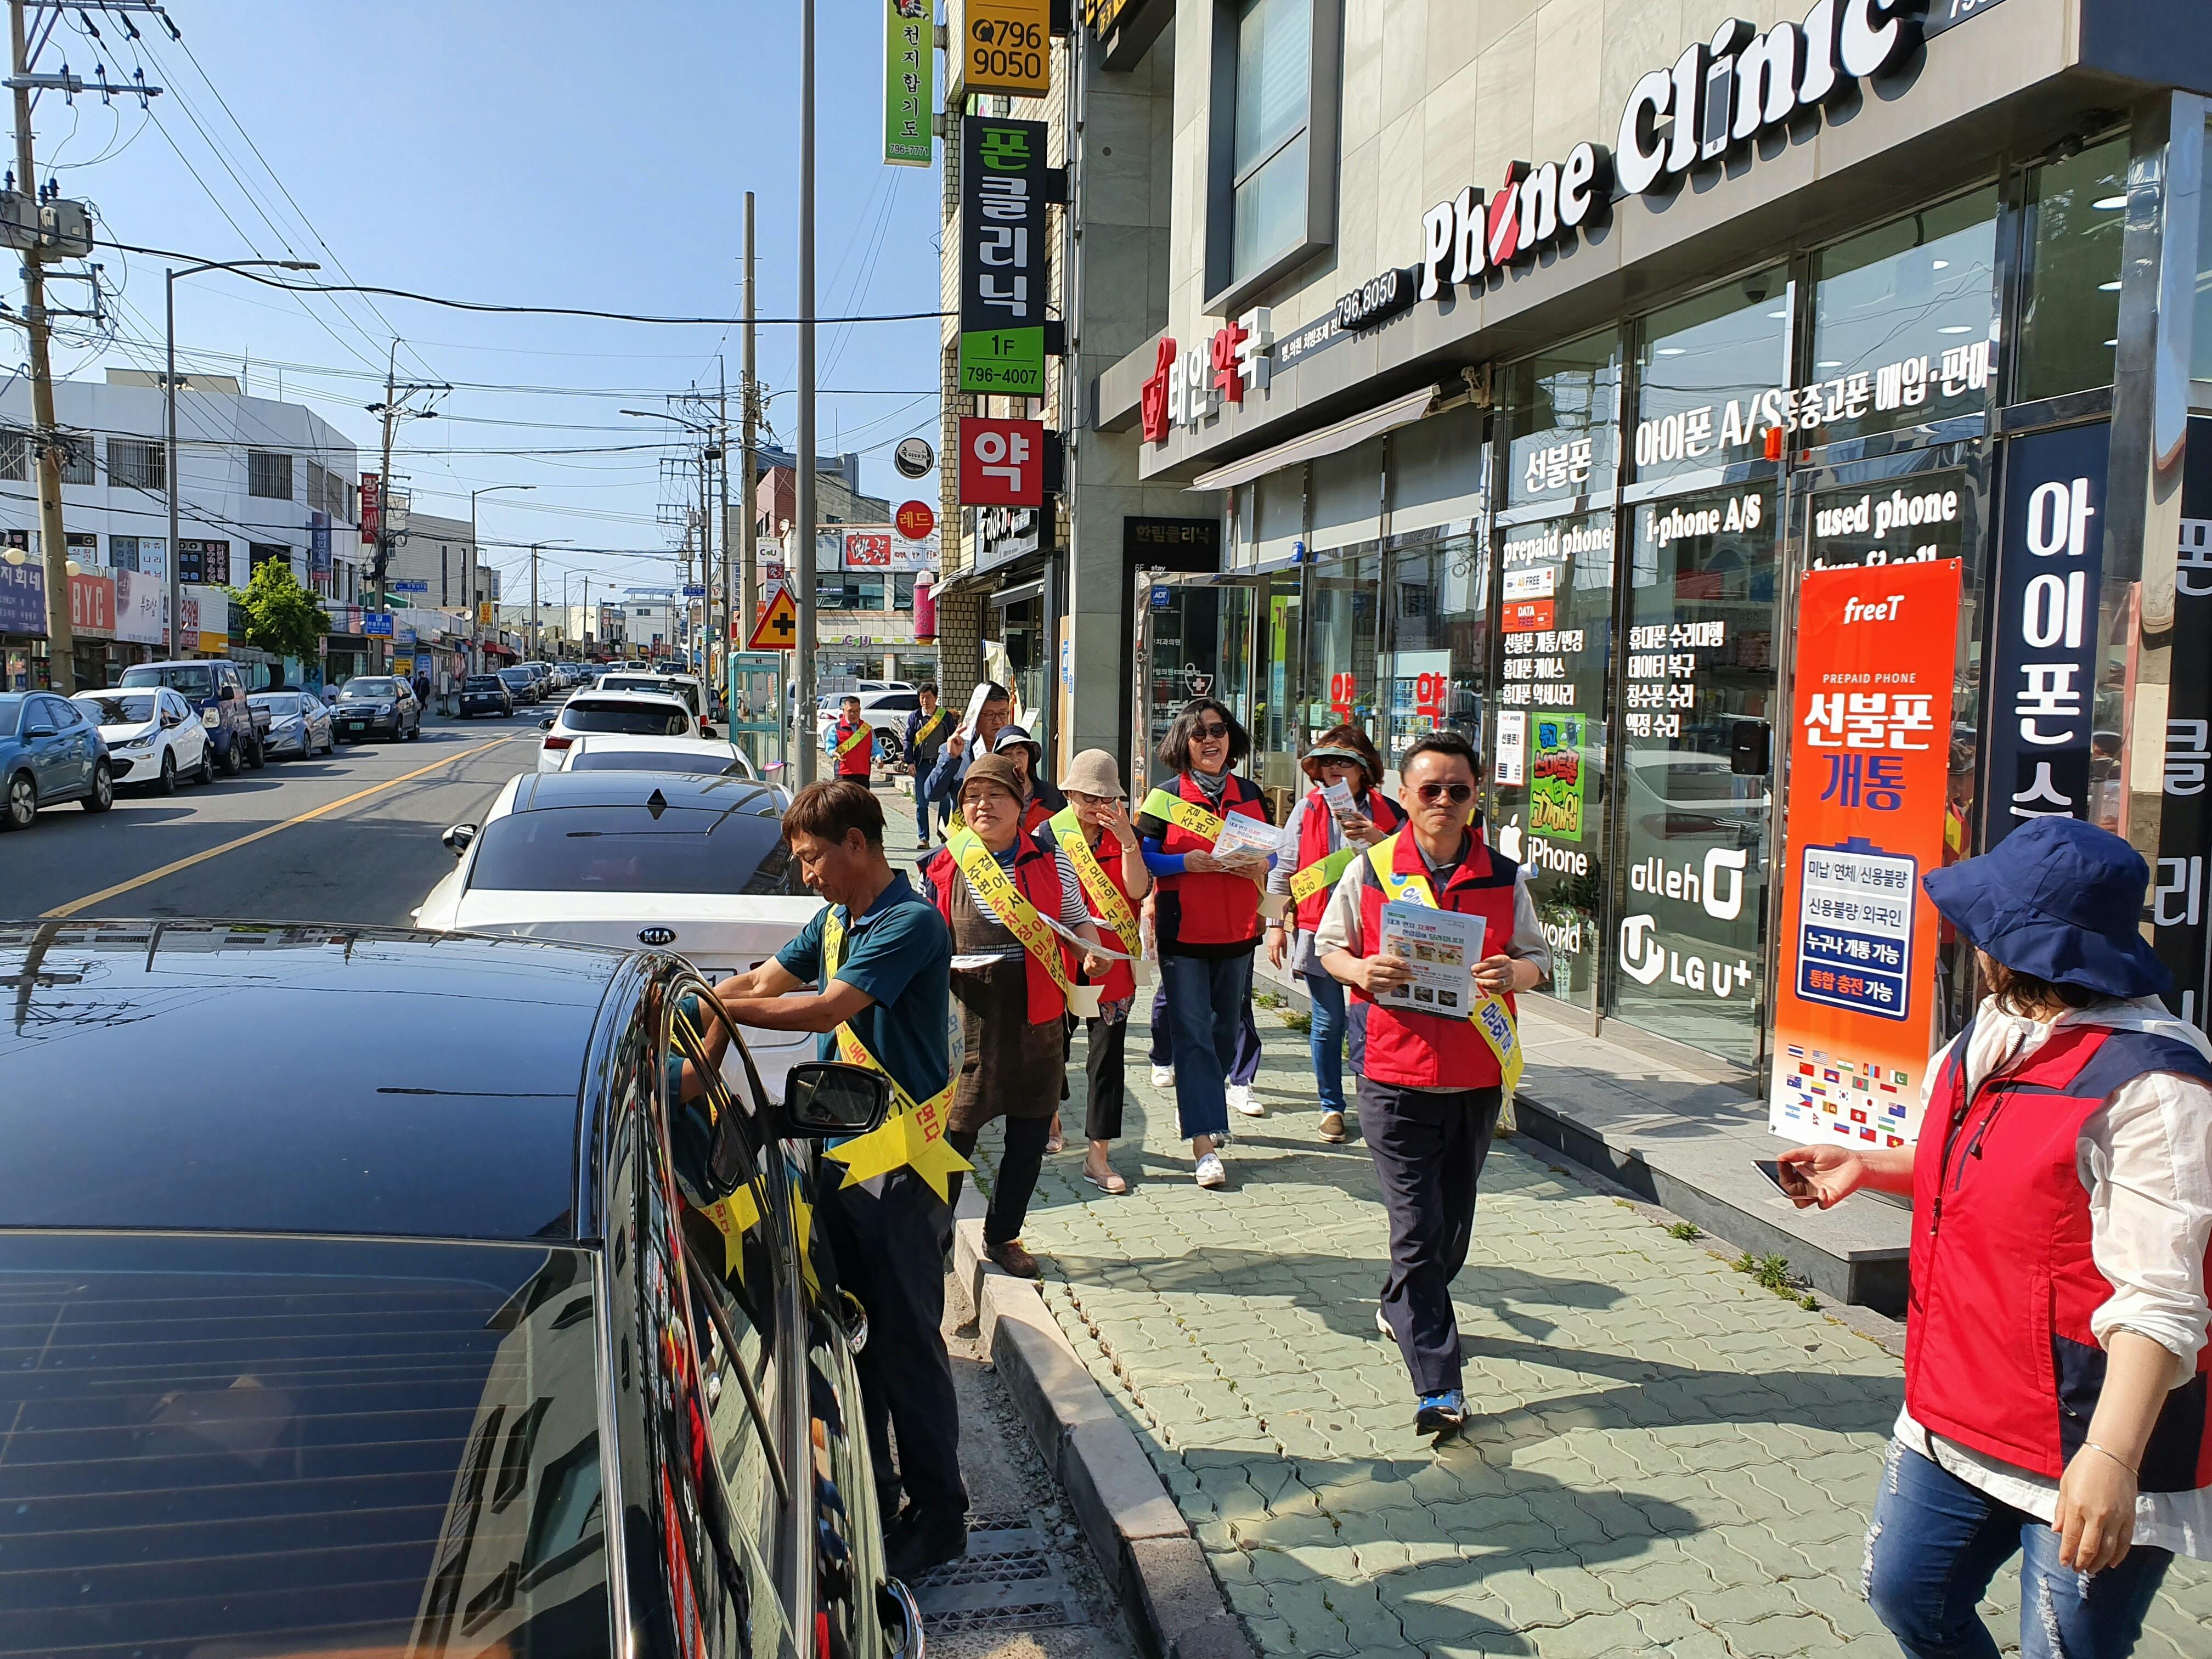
left=883, top=1, right=933, bottom=167
left=957, top=416, right=1043, bottom=507
left=1769, top=558, right=1961, bottom=1148
left=960, top=117, right=1046, bottom=396
left=0, top=556, right=46, bottom=635
left=2155, top=416, right=2212, bottom=1026
left=113, top=568, right=165, bottom=646
left=842, top=530, right=893, bottom=570
left=963, top=0, right=1048, bottom=99
left=1984, top=421, right=2108, bottom=849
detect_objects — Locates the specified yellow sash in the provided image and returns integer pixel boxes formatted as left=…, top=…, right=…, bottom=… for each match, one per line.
left=1139, top=785, right=1286, bottom=919
left=1364, top=834, right=1524, bottom=1094
left=834, top=720, right=871, bottom=759
left=947, top=828, right=1101, bottom=1019
left=1048, top=807, right=1140, bottom=951
left=814, top=905, right=971, bottom=1200
left=1289, top=845, right=1358, bottom=906
left=912, top=707, right=950, bottom=749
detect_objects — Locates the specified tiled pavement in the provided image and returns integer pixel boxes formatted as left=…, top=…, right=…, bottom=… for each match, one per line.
left=961, top=1000, right=2212, bottom=1657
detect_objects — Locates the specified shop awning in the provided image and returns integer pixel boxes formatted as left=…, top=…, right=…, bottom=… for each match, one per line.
left=1188, top=384, right=1440, bottom=495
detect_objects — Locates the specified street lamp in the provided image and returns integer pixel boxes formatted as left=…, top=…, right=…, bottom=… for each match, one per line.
left=622, top=408, right=725, bottom=680
left=469, top=484, right=533, bottom=669
left=166, top=259, right=318, bottom=660
left=528, top=539, right=572, bottom=662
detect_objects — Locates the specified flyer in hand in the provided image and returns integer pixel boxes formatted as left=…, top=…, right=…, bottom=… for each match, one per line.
left=1374, top=900, right=1485, bottom=1016
left=1210, top=814, right=1287, bottom=862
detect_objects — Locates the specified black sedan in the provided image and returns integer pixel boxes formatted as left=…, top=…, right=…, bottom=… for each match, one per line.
left=0, top=921, right=922, bottom=1659
left=329, top=674, right=423, bottom=741
left=460, top=672, right=516, bottom=718
left=500, top=664, right=544, bottom=706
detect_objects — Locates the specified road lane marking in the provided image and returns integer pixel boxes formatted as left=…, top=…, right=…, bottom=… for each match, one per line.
left=41, top=736, right=520, bottom=919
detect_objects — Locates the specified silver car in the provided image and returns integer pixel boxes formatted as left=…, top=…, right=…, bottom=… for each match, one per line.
left=250, top=690, right=335, bottom=759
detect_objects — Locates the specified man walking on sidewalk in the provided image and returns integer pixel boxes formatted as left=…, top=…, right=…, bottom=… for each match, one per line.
left=904, top=681, right=952, bottom=848
left=829, top=693, right=875, bottom=782
left=1316, top=730, right=1550, bottom=1442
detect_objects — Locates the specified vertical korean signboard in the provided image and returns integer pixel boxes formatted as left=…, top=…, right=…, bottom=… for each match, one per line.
left=2155, top=416, right=2212, bottom=1026
left=960, top=117, right=1046, bottom=397
left=1769, top=559, right=1961, bottom=1147
left=883, top=1, right=933, bottom=167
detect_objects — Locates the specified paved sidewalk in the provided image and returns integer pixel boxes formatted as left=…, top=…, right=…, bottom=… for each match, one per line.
left=961, top=1000, right=2212, bottom=1657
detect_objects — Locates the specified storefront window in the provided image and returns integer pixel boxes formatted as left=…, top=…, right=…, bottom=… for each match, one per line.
left=1381, top=538, right=1485, bottom=772
left=1489, top=509, right=1615, bottom=1008
left=1144, top=584, right=1252, bottom=766
left=1613, top=481, right=1779, bottom=1064
left=1301, top=554, right=1380, bottom=749
left=2016, top=144, right=2128, bottom=404
left=1633, top=272, right=1789, bottom=482
left=1812, top=189, right=1999, bottom=443
left=1505, top=332, right=1620, bottom=507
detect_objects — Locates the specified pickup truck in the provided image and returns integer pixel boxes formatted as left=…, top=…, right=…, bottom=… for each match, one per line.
left=115, top=659, right=270, bottom=773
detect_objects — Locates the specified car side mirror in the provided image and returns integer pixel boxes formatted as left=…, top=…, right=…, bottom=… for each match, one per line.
left=780, top=1062, right=890, bottom=1138
left=441, top=823, right=476, bottom=856
left=539, top=716, right=555, bottom=730
left=219, top=685, right=236, bottom=702
left=24, top=723, right=55, bottom=739
left=701, top=725, right=717, bottom=738
left=161, top=712, right=180, bottom=729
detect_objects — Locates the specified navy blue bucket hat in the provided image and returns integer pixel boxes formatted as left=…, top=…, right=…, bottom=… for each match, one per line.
left=1921, top=815, right=2170, bottom=1000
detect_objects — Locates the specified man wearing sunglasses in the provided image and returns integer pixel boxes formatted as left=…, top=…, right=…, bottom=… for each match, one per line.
left=1314, top=730, right=1550, bottom=1443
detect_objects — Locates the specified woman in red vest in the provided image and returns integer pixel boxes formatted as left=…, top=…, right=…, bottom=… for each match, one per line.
left=1136, top=698, right=1274, bottom=1190
left=921, top=755, right=1107, bottom=1280
left=1052, top=748, right=1150, bottom=1195
left=1265, top=725, right=1401, bottom=1145
left=1780, top=817, right=2212, bottom=1656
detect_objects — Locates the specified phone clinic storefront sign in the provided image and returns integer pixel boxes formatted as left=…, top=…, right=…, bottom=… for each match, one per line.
left=959, top=117, right=1048, bottom=397
left=1768, top=559, right=1961, bottom=1148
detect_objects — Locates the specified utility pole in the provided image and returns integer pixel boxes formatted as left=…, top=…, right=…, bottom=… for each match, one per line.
left=13, top=0, right=70, bottom=689
left=372, top=345, right=397, bottom=673
left=529, top=541, right=540, bottom=661
left=740, top=191, right=765, bottom=768
left=794, top=0, right=818, bottom=784
left=718, top=353, right=731, bottom=722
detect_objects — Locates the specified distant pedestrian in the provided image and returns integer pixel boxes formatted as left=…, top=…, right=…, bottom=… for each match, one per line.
left=1136, top=697, right=1276, bottom=1190
left=922, top=755, right=1108, bottom=1279
left=828, top=693, right=874, bottom=781
left=1268, top=726, right=1403, bottom=1144
left=1316, top=730, right=1548, bottom=1441
left=1050, top=749, right=1149, bottom=1195
left=905, top=682, right=952, bottom=849
left=1780, top=816, right=2212, bottom=1659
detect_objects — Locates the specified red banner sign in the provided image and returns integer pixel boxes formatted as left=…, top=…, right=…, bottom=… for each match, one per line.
left=360, top=472, right=381, bottom=547
left=957, top=416, right=1043, bottom=507
left=69, top=570, right=114, bottom=634
left=1501, top=597, right=1555, bottom=634
left=843, top=530, right=893, bottom=569
left=895, top=499, right=936, bottom=540
left=1768, top=558, right=1962, bottom=1150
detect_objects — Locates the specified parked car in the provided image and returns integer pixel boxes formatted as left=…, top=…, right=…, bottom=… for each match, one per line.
left=601, top=670, right=714, bottom=736
left=73, top=686, right=213, bottom=792
left=414, top=770, right=822, bottom=1099
left=0, top=919, right=920, bottom=1659
left=328, top=675, right=422, bottom=742
left=498, top=664, right=542, bottom=706
left=249, top=689, right=335, bottom=759
left=117, top=658, right=266, bottom=774
left=538, top=690, right=698, bottom=771
left=558, top=731, right=760, bottom=780
left=0, top=690, right=114, bottom=828
left=459, top=672, right=515, bottom=718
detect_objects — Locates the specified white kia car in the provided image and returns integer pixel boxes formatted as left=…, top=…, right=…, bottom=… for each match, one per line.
left=557, top=731, right=760, bottom=781
left=413, top=770, right=822, bottom=1098
left=71, top=687, right=212, bottom=793
left=535, top=690, right=698, bottom=771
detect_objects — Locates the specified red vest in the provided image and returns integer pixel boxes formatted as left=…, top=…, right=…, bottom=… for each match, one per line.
left=1350, top=830, right=1520, bottom=1090
left=1906, top=1021, right=2212, bottom=1491
left=1291, top=787, right=1403, bottom=933
left=833, top=719, right=873, bottom=779
left=1075, top=825, right=1139, bottom=1005
left=921, top=837, right=1071, bottom=1025
left=1152, top=773, right=1270, bottom=951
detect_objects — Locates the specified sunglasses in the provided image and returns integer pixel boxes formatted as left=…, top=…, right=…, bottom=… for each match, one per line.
left=1190, top=721, right=1231, bottom=740
left=1415, top=782, right=1475, bottom=805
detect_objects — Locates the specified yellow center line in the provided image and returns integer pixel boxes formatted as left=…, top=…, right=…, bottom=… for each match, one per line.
left=41, top=736, right=520, bottom=920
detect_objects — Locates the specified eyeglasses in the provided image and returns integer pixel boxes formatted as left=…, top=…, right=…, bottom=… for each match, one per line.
left=1190, top=721, right=1230, bottom=740
left=1415, top=782, right=1475, bottom=805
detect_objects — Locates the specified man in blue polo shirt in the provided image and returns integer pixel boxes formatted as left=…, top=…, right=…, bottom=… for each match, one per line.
left=714, top=778, right=966, bottom=1579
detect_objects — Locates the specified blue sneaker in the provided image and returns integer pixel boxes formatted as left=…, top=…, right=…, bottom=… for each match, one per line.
left=1414, top=1389, right=1468, bottom=1441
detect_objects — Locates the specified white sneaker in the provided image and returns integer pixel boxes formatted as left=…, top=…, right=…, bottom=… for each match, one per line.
left=1150, top=1064, right=1176, bottom=1088
left=1227, top=1082, right=1263, bottom=1117
left=1375, top=1305, right=1392, bottom=1339
left=1194, top=1152, right=1227, bottom=1189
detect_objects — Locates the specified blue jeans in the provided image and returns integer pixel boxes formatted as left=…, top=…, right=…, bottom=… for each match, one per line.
left=1148, top=982, right=1260, bottom=1085
left=1865, top=1440, right=2172, bottom=1658
left=1158, top=953, right=1252, bottom=1140
left=1300, top=968, right=1366, bottom=1116
left=915, top=780, right=944, bottom=843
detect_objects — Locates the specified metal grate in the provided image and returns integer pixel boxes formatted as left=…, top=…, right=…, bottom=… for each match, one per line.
left=909, top=1517, right=1081, bottom=1633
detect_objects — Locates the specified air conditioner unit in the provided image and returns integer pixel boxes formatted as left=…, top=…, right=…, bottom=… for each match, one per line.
left=38, top=198, right=92, bottom=259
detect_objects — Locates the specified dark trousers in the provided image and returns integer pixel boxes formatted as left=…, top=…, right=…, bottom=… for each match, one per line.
left=819, top=1170, right=967, bottom=1520
left=1358, top=1075, right=1504, bottom=1396
left=1080, top=1011, right=1129, bottom=1141
left=1148, top=976, right=1261, bottom=1085
left=945, top=1113, right=1053, bottom=1246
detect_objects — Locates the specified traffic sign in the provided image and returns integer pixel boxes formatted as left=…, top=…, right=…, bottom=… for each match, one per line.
left=682, top=584, right=706, bottom=597
left=363, top=613, right=394, bottom=636
left=390, top=580, right=427, bottom=594
left=747, top=586, right=799, bottom=651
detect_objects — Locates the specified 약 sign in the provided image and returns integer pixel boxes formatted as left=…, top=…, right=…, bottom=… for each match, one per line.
left=959, top=117, right=1048, bottom=396
left=1768, top=557, right=1961, bottom=1148
left=957, top=416, right=1044, bottom=507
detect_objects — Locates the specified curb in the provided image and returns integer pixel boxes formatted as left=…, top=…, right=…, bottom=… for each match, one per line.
left=952, top=1185, right=1257, bottom=1659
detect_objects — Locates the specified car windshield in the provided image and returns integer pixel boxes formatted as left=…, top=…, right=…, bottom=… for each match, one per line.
left=466, top=676, right=505, bottom=690
left=469, top=799, right=796, bottom=894
left=76, top=692, right=158, bottom=725
left=0, top=1232, right=610, bottom=1659
left=500, top=670, right=532, bottom=685
left=119, top=664, right=213, bottom=698
left=340, top=678, right=399, bottom=698
left=567, top=749, right=744, bottom=776
left=561, top=699, right=693, bottom=737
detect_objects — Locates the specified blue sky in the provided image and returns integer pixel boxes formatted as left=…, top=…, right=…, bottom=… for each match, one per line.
left=32, top=1, right=941, bottom=601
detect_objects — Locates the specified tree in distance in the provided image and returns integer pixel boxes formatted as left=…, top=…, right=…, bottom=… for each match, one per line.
left=227, top=560, right=329, bottom=685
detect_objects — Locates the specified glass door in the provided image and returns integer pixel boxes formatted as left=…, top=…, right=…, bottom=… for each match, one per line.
left=1252, top=573, right=1305, bottom=819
